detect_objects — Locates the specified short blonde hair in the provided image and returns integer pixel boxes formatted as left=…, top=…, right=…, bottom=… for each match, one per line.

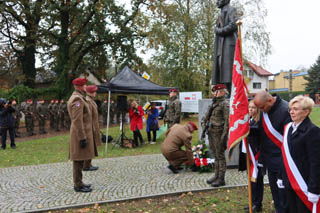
left=289, top=95, right=314, bottom=112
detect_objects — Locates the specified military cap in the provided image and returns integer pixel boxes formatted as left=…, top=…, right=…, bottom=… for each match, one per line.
left=86, top=85, right=98, bottom=93
left=188, top=121, right=198, bottom=130
left=212, top=84, right=226, bottom=92
left=169, top=88, right=179, bottom=93
left=26, top=99, right=33, bottom=103
left=72, top=77, right=87, bottom=86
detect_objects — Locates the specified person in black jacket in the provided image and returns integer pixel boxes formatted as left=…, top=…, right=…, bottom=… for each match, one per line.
left=254, top=91, right=291, bottom=213
left=0, top=98, right=16, bottom=149
left=281, top=95, right=320, bottom=213
left=239, top=100, right=265, bottom=212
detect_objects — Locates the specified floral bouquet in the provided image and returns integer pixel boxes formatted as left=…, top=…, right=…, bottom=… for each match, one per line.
left=191, top=141, right=215, bottom=173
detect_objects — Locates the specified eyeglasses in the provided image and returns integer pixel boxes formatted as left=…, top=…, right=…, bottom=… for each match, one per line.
left=288, top=107, right=304, bottom=113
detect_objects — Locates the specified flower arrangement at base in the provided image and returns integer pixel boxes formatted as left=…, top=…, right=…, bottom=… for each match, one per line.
left=191, top=141, right=215, bottom=173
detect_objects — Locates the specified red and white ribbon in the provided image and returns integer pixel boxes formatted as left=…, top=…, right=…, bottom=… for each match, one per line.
left=262, top=112, right=283, bottom=148
left=242, top=139, right=260, bottom=182
left=281, top=123, right=320, bottom=213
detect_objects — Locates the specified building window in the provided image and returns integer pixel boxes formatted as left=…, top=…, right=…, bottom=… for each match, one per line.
left=253, top=82, right=261, bottom=89
left=245, top=69, right=254, bottom=79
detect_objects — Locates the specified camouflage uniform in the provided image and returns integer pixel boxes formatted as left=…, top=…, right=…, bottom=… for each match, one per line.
left=110, top=101, right=115, bottom=124
left=24, top=103, right=35, bottom=136
left=53, top=101, right=60, bottom=131
left=47, top=101, right=55, bottom=129
left=164, top=96, right=181, bottom=129
left=58, top=101, right=66, bottom=130
left=101, top=101, right=108, bottom=125
left=201, top=96, right=229, bottom=186
left=36, top=102, right=47, bottom=134
left=12, top=103, right=22, bottom=136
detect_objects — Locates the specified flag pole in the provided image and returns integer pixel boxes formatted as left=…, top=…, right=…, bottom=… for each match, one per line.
left=237, top=20, right=253, bottom=213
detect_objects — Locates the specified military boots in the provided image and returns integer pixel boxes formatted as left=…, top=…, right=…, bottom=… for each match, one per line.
left=211, top=161, right=226, bottom=187
left=206, top=162, right=219, bottom=184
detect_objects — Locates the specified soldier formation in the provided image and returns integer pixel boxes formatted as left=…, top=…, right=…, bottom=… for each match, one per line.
left=6, top=95, right=130, bottom=138
left=5, top=98, right=71, bottom=137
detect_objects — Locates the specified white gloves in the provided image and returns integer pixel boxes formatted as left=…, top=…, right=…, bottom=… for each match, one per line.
left=276, top=179, right=284, bottom=189
left=308, top=192, right=320, bottom=203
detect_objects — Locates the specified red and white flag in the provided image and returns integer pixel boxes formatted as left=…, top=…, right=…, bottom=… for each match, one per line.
left=228, top=38, right=250, bottom=157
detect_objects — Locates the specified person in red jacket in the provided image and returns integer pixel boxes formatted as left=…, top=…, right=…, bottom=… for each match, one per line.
left=129, top=100, right=144, bottom=147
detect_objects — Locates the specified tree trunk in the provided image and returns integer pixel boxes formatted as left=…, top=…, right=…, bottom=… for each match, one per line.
left=55, top=1, right=71, bottom=97
left=20, top=38, right=37, bottom=88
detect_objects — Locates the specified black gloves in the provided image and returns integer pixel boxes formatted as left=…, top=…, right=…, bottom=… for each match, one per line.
left=80, top=139, right=88, bottom=148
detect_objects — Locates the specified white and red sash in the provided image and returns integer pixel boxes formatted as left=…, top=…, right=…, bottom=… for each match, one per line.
left=281, top=123, right=320, bottom=213
left=262, top=112, right=283, bottom=148
left=242, top=138, right=260, bottom=182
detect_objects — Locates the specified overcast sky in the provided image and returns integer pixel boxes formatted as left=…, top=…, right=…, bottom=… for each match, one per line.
left=264, top=0, right=320, bottom=73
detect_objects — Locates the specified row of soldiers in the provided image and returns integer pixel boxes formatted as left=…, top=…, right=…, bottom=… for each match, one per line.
left=13, top=99, right=70, bottom=137
left=100, top=99, right=127, bottom=125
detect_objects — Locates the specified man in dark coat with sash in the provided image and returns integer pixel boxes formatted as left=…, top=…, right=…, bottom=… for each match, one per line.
left=254, top=91, right=291, bottom=213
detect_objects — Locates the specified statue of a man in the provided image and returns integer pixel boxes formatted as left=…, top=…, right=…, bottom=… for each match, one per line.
left=212, top=0, right=238, bottom=93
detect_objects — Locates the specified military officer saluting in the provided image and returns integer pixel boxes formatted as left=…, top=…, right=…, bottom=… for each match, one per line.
left=164, top=88, right=182, bottom=129
left=201, top=84, right=229, bottom=187
left=67, top=78, right=95, bottom=193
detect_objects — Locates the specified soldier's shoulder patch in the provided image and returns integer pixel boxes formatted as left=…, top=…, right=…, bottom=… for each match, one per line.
left=73, top=101, right=81, bottom=107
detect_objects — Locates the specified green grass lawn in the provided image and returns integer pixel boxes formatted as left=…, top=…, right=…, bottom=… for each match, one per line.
left=0, top=116, right=199, bottom=168
left=309, top=107, right=320, bottom=126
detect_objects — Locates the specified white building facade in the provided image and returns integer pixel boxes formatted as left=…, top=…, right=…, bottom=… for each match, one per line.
left=244, top=61, right=273, bottom=95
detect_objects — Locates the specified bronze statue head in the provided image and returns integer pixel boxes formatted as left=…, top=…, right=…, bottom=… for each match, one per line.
left=217, top=0, right=230, bottom=8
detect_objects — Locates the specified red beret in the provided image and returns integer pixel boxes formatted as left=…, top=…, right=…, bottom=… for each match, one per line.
left=26, top=99, right=33, bottom=103
left=212, top=84, right=226, bottom=92
left=72, top=78, right=87, bottom=86
left=188, top=121, right=198, bottom=131
left=169, top=88, right=179, bottom=93
left=86, top=85, right=98, bottom=93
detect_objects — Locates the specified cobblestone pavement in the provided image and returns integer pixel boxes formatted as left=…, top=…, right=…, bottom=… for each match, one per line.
left=0, top=154, right=268, bottom=213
